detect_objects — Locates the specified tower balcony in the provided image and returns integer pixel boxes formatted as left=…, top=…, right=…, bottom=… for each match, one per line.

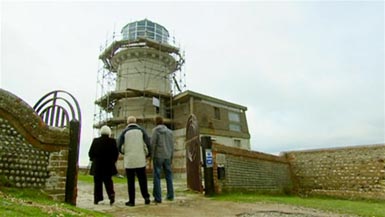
left=95, top=88, right=171, bottom=112
left=93, top=115, right=173, bottom=129
left=99, top=37, right=184, bottom=73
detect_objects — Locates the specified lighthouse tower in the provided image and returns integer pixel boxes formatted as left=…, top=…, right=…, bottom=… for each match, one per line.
left=95, top=19, right=185, bottom=136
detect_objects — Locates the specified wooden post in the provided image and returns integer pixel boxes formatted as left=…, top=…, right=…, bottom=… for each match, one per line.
left=201, top=136, right=214, bottom=196
left=65, top=120, right=80, bottom=205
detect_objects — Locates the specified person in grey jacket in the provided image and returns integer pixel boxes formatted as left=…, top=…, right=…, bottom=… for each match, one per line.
left=151, top=116, right=174, bottom=203
left=118, top=116, right=151, bottom=206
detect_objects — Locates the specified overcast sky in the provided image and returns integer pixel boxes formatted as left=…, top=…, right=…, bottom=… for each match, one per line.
left=1, top=1, right=384, bottom=166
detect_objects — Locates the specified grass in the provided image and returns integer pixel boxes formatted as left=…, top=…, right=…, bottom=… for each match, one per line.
left=214, top=192, right=385, bottom=217
left=77, top=174, right=191, bottom=197
left=77, top=174, right=127, bottom=184
left=0, top=186, right=108, bottom=217
left=4, top=174, right=384, bottom=216
left=0, top=174, right=127, bottom=217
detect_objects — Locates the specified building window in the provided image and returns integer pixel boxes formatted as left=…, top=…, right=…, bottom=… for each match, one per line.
left=228, top=111, right=240, bottom=122
left=228, top=111, right=241, bottom=132
left=117, top=107, right=121, bottom=116
left=234, top=139, right=241, bottom=148
left=121, top=19, right=169, bottom=43
left=214, top=107, right=220, bottom=120
left=229, top=123, right=241, bottom=132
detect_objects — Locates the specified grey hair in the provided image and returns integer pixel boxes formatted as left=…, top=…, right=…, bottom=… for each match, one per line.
left=127, top=116, right=137, bottom=124
left=100, top=125, right=111, bottom=136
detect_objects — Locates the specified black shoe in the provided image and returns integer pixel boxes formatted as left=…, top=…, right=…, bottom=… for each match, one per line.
left=145, top=198, right=150, bottom=205
left=125, top=201, right=135, bottom=206
left=166, top=197, right=174, bottom=201
left=152, top=199, right=161, bottom=204
left=110, top=198, right=115, bottom=206
left=94, top=199, right=102, bottom=205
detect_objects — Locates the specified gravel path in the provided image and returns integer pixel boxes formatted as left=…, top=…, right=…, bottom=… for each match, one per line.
left=76, top=178, right=357, bottom=217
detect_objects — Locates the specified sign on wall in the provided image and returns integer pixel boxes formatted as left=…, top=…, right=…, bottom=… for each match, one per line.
left=205, top=149, right=213, bottom=168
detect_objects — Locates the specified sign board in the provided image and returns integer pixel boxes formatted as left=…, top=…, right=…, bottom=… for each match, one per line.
left=205, top=149, right=213, bottom=168
left=216, top=153, right=226, bottom=165
left=152, top=97, right=160, bottom=107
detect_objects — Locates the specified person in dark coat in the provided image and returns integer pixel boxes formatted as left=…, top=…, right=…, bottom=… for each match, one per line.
left=89, top=125, right=119, bottom=205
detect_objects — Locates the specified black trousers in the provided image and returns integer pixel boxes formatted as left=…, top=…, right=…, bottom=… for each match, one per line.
left=125, top=167, right=150, bottom=204
left=93, top=175, right=115, bottom=202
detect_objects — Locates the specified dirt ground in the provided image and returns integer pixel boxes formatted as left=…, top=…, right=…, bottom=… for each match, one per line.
left=76, top=178, right=357, bottom=217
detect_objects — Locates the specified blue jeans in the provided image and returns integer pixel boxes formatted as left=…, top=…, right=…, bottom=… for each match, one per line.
left=152, top=158, right=174, bottom=202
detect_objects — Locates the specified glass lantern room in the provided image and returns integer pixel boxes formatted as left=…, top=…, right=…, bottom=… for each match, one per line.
left=121, top=19, right=170, bottom=44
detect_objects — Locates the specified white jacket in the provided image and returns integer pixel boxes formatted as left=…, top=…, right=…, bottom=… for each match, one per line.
left=121, top=124, right=148, bottom=169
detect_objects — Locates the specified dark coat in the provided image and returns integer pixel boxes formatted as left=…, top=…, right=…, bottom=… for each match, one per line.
left=89, top=135, right=119, bottom=177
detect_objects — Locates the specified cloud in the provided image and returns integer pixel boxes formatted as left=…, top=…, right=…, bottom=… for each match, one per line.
left=1, top=1, right=384, bottom=166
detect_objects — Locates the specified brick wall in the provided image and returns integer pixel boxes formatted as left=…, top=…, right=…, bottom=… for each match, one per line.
left=285, top=144, right=385, bottom=200
left=212, top=143, right=293, bottom=194
left=0, top=89, right=70, bottom=201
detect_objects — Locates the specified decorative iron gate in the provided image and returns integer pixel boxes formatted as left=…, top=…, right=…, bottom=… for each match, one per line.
left=33, top=90, right=81, bottom=205
left=185, top=114, right=202, bottom=192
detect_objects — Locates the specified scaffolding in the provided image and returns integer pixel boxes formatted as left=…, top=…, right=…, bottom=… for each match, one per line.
left=93, top=26, right=186, bottom=136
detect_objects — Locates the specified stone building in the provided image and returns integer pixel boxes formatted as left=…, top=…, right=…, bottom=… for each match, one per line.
left=172, top=90, right=250, bottom=150
left=94, top=19, right=250, bottom=176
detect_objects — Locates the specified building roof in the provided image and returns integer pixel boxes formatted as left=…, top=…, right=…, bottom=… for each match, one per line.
left=121, top=19, right=170, bottom=44
left=173, top=90, right=248, bottom=111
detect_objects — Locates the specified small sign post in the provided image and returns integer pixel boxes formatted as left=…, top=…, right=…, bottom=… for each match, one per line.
left=201, top=136, right=214, bottom=196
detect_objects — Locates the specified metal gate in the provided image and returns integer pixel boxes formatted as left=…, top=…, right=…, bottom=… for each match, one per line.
left=33, top=90, right=81, bottom=205
left=185, top=114, right=202, bottom=192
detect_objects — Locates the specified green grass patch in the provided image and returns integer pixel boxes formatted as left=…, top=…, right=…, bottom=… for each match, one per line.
left=214, top=193, right=385, bottom=217
left=77, top=174, right=192, bottom=198
left=0, top=187, right=108, bottom=217
left=77, top=174, right=127, bottom=184
left=77, top=173, right=94, bottom=183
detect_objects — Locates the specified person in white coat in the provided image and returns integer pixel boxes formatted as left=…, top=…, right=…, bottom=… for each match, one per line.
left=118, top=116, right=151, bottom=206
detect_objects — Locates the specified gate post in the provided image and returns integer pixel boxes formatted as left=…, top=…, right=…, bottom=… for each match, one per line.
left=185, top=114, right=202, bottom=192
left=65, top=120, right=81, bottom=205
left=34, top=90, right=82, bottom=205
left=201, top=136, right=214, bottom=196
